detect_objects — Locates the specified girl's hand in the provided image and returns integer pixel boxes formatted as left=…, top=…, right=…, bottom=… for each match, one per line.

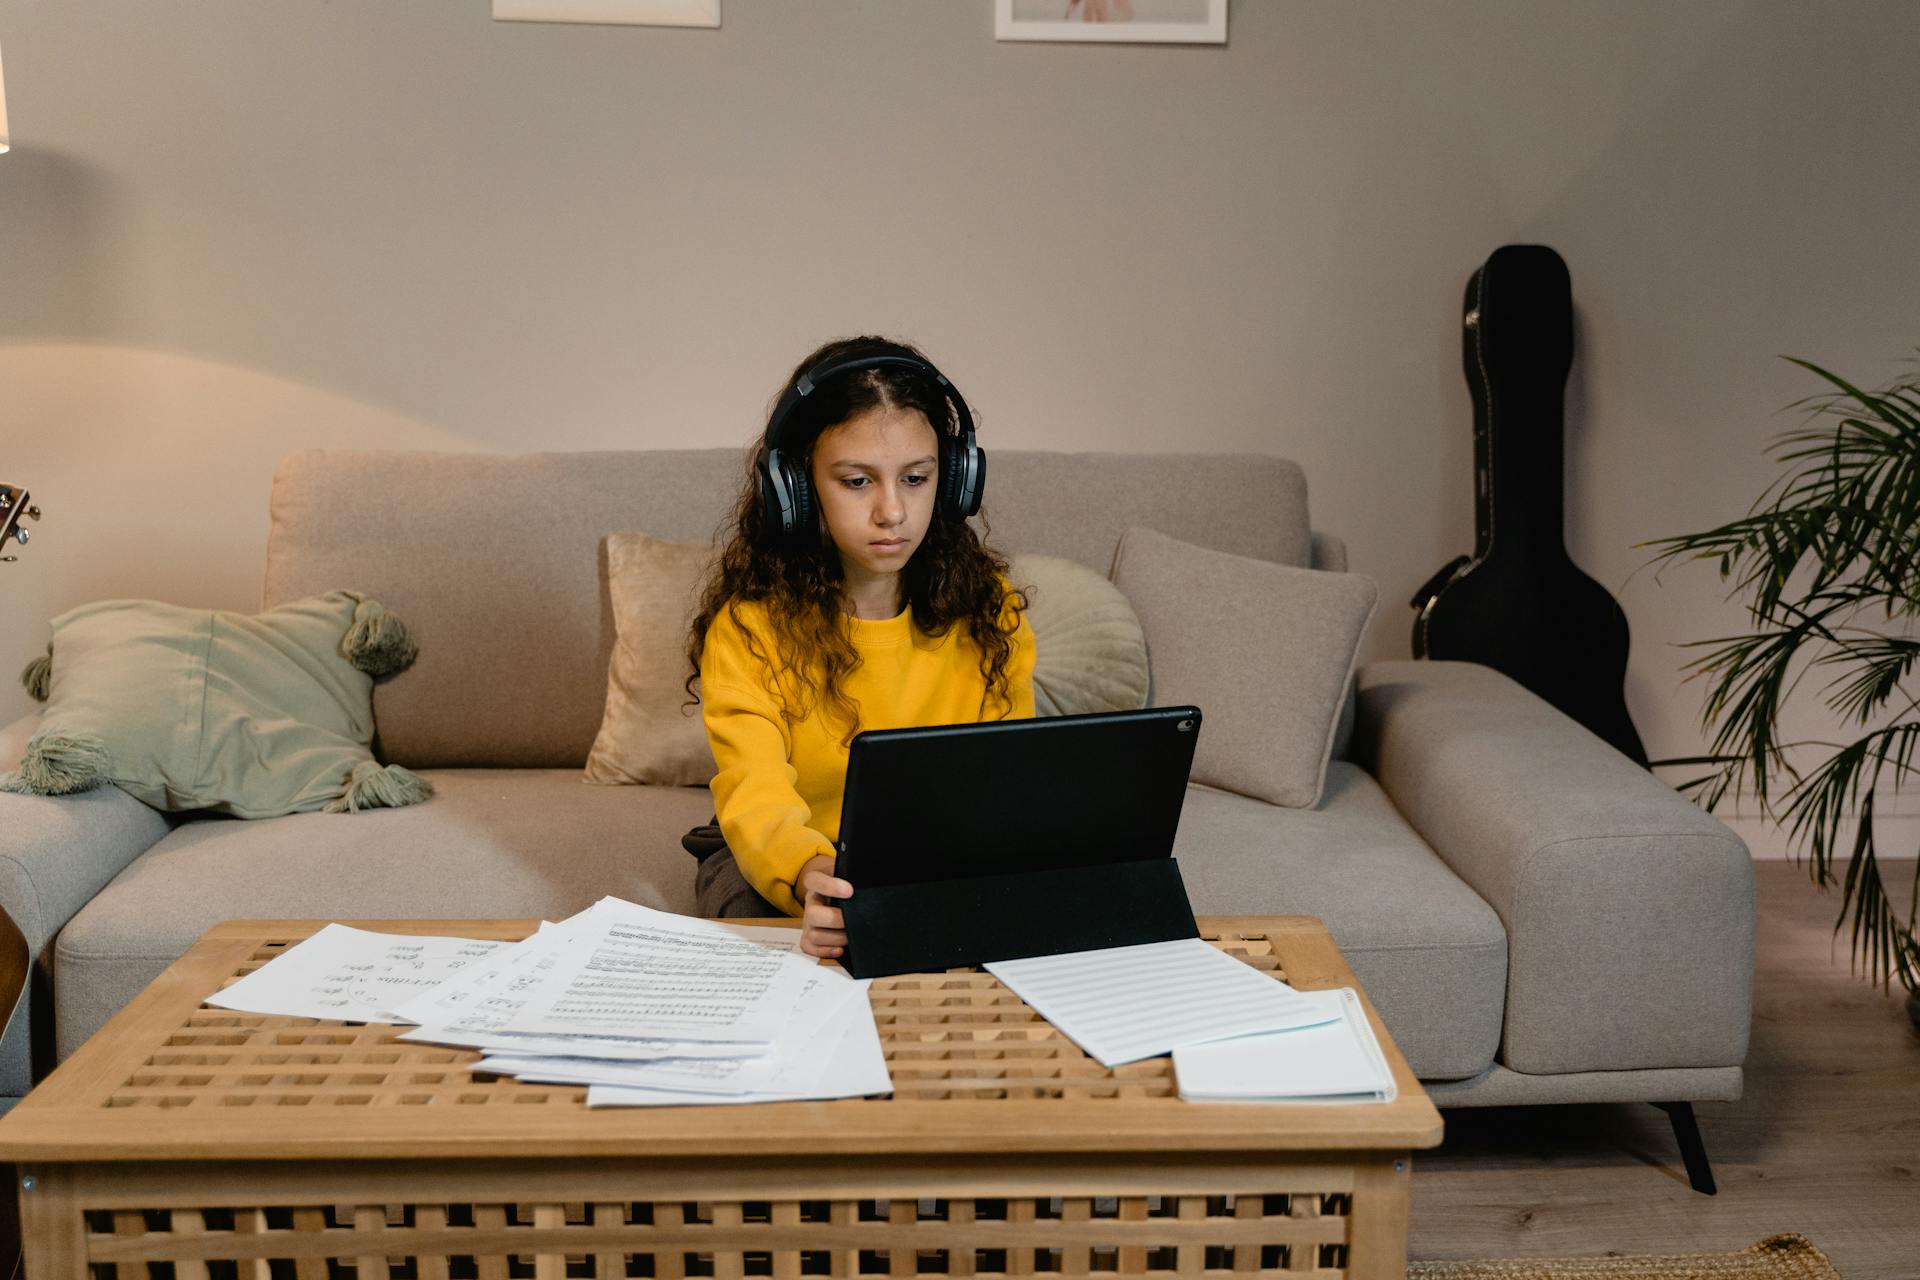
left=797, top=854, right=853, bottom=959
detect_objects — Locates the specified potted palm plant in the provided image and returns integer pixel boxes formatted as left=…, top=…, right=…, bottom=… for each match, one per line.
left=1644, top=355, right=1919, bottom=1026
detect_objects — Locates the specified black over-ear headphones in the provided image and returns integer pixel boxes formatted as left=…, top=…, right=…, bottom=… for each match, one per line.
left=759, top=351, right=984, bottom=540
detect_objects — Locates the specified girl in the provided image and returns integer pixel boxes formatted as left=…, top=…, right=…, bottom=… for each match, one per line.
left=683, top=337, right=1036, bottom=959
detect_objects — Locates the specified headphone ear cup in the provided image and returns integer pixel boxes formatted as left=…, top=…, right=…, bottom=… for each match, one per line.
left=786, top=454, right=816, bottom=540
left=760, top=449, right=791, bottom=536
left=940, top=437, right=962, bottom=519
left=942, top=436, right=984, bottom=520
left=761, top=448, right=814, bottom=539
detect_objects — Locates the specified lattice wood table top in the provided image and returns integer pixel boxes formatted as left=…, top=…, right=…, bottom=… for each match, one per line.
left=0, top=916, right=1441, bottom=1163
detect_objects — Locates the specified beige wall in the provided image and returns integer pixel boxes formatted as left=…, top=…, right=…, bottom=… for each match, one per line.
left=3, top=1, right=1917, bottom=851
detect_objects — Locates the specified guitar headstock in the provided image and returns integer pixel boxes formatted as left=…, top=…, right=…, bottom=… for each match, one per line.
left=0, top=482, right=42, bottom=564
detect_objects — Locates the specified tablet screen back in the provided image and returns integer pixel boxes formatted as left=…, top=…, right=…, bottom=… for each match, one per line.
left=835, top=706, right=1201, bottom=889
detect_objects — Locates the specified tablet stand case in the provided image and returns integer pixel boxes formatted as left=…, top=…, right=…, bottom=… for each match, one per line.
left=838, top=857, right=1199, bottom=979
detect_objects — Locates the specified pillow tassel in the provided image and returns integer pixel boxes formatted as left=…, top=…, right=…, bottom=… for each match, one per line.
left=0, top=731, right=111, bottom=796
left=21, top=645, right=52, bottom=702
left=325, top=760, right=434, bottom=813
left=342, top=599, right=420, bottom=678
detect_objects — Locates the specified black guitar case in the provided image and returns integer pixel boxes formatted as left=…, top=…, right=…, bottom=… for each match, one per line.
left=1410, top=245, right=1648, bottom=766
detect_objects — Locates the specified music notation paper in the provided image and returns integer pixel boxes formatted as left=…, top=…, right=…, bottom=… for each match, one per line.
left=584, top=980, right=890, bottom=1108
left=396, top=1026, right=757, bottom=1061
left=200, top=898, right=892, bottom=1107
left=984, top=937, right=1335, bottom=1068
left=205, top=925, right=509, bottom=1024
left=493, top=972, right=866, bottom=1097
left=415, top=901, right=814, bottom=1043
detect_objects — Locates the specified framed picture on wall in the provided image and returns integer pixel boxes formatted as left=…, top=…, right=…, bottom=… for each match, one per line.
left=494, top=0, right=720, bottom=28
left=995, top=0, right=1226, bottom=44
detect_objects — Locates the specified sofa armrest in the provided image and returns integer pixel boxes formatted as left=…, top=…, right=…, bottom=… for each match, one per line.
left=1352, top=661, right=1754, bottom=1077
left=0, top=714, right=172, bottom=1091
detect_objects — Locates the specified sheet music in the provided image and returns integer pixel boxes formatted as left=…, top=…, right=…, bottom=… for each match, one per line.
left=985, top=937, right=1335, bottom=1067
left=386, top=923, right=566, bottom=1026
left=480, top=971, right=864, bottom=1094
left=433, top=906, right=814, bottom=1042
left=205, top=925, right=509, bottom=1024
left=385, top=900, right=795, bottom=1025
left=196, top=899, right=882, bottom=1106
left=585, top=977, right=890, bottom=1107
left=385, top=900, right=806, bottom=1043
left=387, top=919, right=578, bottom=1027
left=395, top=1027, right=759, bottom=1060
left=488, top=1049, right=773, bottom=1090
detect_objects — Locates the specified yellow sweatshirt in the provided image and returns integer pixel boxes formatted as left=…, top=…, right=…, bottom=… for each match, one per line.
left=700, top=588, right=1036, bottom=915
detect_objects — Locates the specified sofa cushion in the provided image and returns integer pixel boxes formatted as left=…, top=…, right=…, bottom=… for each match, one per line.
left=0, top=713, right=173, bottom=1099
left=53, top=762, right=1504, bottom=1082
left=263, top=450, right=1312, bottom=769
left=583, top=533, right=718, bottom=788
left=577, top=539, right=1158, bottom=791
left=4, top=593, right=426, bottom=818
left=1010, top=554, right=1149, bottom=718
left=1173, top=762, right=1507, bottom=1080
left=53, top=769, right=716, bottom=1060
left=1354, top=660, right=1754, bottom=1076
left=1113, top=527, right=1378, bottom=808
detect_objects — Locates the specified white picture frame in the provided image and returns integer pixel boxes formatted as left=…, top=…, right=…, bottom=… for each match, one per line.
left=995, top=0, right=1226, bottom=45
left=494, top=0, right=720, bottom=28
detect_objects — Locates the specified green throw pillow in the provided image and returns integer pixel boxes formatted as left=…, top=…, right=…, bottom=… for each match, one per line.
left=1009, top=554, right=1151, bottom=718
left=2, top=591, right=431, bottom=818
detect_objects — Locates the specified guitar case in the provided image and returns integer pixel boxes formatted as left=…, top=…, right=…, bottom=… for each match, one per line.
left=1410, top=245, right=1648, bottom=766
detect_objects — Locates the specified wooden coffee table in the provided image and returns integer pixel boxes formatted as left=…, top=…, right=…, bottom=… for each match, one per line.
left=0, top=915, right=1440, bottom=1278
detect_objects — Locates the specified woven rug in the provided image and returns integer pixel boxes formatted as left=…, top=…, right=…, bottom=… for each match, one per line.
left=1407, top=1233, right=1840, bottom=1280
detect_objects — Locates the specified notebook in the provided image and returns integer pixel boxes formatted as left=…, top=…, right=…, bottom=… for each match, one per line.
left=1172, top=987, right=1398, bottom=1104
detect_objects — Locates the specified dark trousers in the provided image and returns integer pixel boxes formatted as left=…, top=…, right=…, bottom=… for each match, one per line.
left=684, top=817, right=785, bottom=919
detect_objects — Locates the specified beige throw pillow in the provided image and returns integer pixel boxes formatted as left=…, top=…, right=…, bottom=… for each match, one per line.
left=1111, top=527, right=1378, bottom=809
left=1009, top=554, right=1150, bottom=718
left=586, top=539, right=1157, bottom=787
left=584, top=534, right=717, bottom=787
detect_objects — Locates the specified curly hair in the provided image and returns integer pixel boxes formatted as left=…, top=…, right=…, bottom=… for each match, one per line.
left=685, top=337, right=1025, bottom=742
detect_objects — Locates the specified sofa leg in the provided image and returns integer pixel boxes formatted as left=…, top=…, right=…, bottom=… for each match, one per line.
left=1654, top=1101, right=1717, bottom=1195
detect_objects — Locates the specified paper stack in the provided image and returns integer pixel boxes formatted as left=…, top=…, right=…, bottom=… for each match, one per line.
left=984, top=938, right=1337, bottom=1067
left=206, top=898, right=891, bottom=1108
left=1171, top=987, right=1396, bottom=1104
left=983, top=938, right=1395, bottom=1104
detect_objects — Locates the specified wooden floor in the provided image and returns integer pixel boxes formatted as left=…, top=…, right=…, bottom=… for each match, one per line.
left=1408, top=858, right=1919, bottom=1280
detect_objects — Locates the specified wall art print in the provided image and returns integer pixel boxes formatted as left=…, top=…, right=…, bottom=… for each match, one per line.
left=996, top=0, right=1226, bottom=44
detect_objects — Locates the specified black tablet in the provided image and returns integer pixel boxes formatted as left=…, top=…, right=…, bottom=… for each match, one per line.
left=833, top=705, right=1202, bottom=890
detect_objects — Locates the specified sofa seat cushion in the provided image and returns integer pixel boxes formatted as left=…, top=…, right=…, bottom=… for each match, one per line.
left=1173, top=761, right=1507, bottom=1080
left=53, top=761, right=1506, bottom=1083
left=53, top=769, right=717, bottom=1060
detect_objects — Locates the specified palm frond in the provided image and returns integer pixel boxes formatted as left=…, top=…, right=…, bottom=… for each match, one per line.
left=1647, top=354, right=1920, bottom=992
left=1814, top=635, right=1920, bottom=724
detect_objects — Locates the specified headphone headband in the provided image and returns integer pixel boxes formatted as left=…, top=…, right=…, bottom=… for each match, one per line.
left=769, top=352, right=973, bottom=452
left=759, top=347, right=985, bottom=540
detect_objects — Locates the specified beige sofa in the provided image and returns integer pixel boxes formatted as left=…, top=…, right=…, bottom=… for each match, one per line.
left=0, top=450, right=1754, bottom=1144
